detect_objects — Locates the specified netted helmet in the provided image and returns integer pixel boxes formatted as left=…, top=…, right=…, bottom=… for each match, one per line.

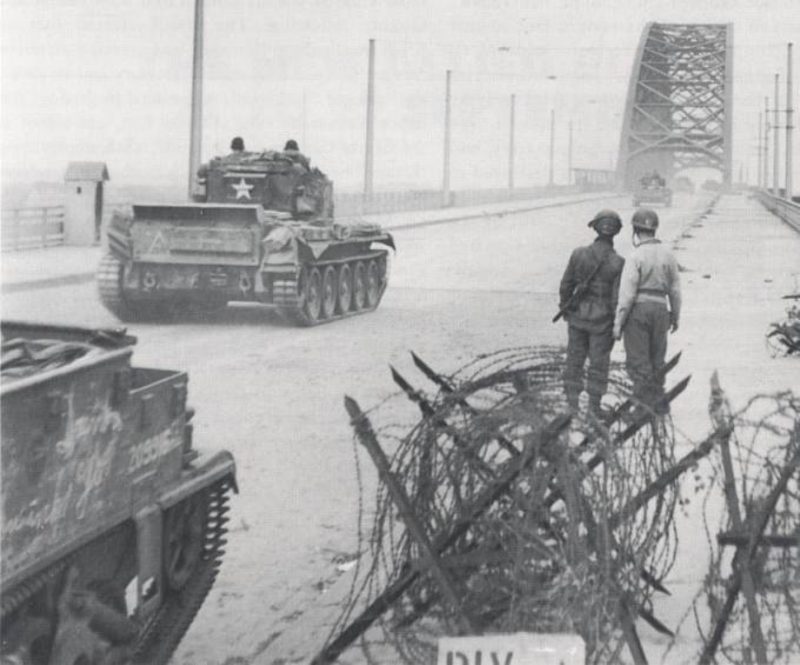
left=632, top=208, right=659, bottom=232
left=587, top=209, right=622, bottom=236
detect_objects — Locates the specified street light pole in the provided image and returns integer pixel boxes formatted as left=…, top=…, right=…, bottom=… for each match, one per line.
left=548, top=109, right=555, bottom=187
left=188, top=0, right=204, bottom=198
left=758, top=112, right=763, bottom=188
left=786, top=43, right=794, bottom=201
left=443, top=70, right=452, bottom=206
left=764, top=96, right=770, bottom=189
left=364, top=39, right=376, bottom=200
left=508, top=94, right=515, bottom=191
left=773, top=73, right=781, bottom=195
left=568, top=120, right=573, bottom=186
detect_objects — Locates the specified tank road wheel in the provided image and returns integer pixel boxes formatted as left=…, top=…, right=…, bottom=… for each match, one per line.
left=353, top=261, right=367, bottom=311
left=320, top=266, right=337, bottom=320
left=299, top=267, right=323, bottom=325
left=337, top=263, right=353, bottom=314
left=365, top=259, right=382, bottom=308
left=163, top=494, right=207, bottom=591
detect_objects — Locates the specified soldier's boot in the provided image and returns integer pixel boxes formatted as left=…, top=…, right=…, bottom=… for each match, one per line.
left=588, top=394, right=613, bottom=423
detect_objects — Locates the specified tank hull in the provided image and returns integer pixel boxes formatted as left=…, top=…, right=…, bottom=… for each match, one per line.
left=99, top=204, right=394, bottom=325
left=632, top=186, right=673, bottom=207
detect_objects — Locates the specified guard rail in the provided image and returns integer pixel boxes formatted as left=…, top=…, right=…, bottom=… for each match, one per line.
left=755, top=189, right=800, bottom=234
left=1, top=206, right=66, bottom=251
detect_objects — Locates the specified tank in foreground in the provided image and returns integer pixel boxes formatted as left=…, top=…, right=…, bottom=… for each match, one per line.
left=0, top=320, right=236, bottom=664
left=98, top=149, right=395, bottom=325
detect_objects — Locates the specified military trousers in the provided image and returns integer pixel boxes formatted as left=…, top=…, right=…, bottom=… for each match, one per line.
left=563, top=324, right=614, bottom=410
left=623, top=301, right=670, bottom=413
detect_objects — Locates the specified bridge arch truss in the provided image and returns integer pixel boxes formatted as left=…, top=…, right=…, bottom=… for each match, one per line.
left=617, top=22, right=734, bottom=189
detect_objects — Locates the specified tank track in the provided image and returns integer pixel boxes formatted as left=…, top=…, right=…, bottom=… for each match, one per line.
left=0, top=477, right=233, bottom=665
left=97, top=254, right=180, bottom=323
left=133, top=476, right=233, bottom=665
left=1, top=558, right=72, bottom=620
left=273, top=254, right=389, bottom=326
left=97, top=253, right=131, bottom=320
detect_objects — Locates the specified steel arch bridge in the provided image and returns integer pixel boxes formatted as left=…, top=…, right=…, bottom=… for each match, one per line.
left=617, top=22, right=734, bottom=189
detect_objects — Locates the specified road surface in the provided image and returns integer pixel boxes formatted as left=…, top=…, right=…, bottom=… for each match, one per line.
left=3, top=192, right=799, bottom=664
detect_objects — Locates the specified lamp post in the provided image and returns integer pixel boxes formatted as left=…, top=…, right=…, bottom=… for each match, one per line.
left=443, top=69, right=452, bottom=207
left=787, top=43, right=794, bottom=200
left=547, top=75, right=557, bottom=187
left=364, top=39, right=376, bottom=200
left=188, top=0, right=204, bottom=198
left=509, top=94, right=516, bottom=191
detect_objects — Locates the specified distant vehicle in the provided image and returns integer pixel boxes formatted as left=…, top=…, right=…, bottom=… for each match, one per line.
left=632, top=174, right=672, bottom=208
left=0, top=320, right=236, bottom=665
left=98, top=149, right=395, bottom=326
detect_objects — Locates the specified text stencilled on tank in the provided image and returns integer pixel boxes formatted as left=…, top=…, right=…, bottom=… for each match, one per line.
left=127, top=423, right=182, bottom=473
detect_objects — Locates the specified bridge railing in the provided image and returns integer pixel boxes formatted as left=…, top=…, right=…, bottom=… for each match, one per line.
left=335, top=185, right=584, bottom=218
left=1, top=185, right=600, bottom=251
left=0, top=206, right=66, bottom=251
left=754, top=189, right=800, bottom=234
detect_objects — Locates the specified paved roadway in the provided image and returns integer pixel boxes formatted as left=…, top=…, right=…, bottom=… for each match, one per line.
left=3, top=192, right=799, bottom=664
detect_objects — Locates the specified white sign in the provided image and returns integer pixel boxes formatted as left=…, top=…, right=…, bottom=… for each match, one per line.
left=437, top=633, right=585, bottom=665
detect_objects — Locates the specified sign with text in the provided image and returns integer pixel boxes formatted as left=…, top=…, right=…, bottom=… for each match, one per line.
left=437, top=633, right=585, bottom=665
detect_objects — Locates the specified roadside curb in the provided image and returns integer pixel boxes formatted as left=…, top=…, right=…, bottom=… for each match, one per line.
left=381, top=193, right=618, bottom=231
left=2, top=271, right=96, bottom=294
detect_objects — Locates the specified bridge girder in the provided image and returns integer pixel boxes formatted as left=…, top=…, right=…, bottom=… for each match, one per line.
left=617, top=23, right=734, bottom=189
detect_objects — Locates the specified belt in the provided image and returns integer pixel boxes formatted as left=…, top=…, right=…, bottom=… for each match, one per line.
left=639, top=288, right=666, bottom=296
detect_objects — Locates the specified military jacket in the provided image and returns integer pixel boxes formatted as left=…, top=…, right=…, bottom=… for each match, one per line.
left=559, top=237, right=625, bottom=333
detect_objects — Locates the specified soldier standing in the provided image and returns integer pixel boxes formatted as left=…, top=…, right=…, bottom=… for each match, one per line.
left=559, top=209, right=625, bottom=415
left=613, top=208, right=681, bottom=415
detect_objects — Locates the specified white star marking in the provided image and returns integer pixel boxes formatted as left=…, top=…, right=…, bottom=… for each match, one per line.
left=231, top=178, right=254, bottom=200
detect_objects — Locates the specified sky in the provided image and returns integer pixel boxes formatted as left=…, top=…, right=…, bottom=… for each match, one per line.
left=1, top=0, right=799, bottom=192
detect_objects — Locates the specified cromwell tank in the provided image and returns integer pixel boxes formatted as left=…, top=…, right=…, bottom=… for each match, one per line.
left=0, top=321, right=236, bottom=665
left=632, top=176, right=673, bottom=208
left=98, top=148, right=395, bottom=325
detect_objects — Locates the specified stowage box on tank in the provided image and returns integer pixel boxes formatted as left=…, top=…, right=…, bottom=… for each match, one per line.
left=0, top=321, right=236, bottom=665
left=98, top=148, right=395, bottom=325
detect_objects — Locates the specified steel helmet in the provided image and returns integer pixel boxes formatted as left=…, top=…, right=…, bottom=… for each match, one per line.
left=284, top=139, right=299, bottom=151
left=230, top=136, right=245, bottom=151
left=587, top=209, right=622, bottom=236
left=632, top=208, right=659, bottom=232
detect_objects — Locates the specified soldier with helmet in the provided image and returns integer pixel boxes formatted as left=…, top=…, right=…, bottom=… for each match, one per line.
left=559, top=209, right=626, bottom=416
left=228, top=136, right=246, bottom=159
left=613, top=208, right=681, bottom=415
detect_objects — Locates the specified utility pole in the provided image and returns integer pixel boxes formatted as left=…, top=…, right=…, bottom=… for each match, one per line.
left=443, top=70, right=452, bottom=206
left=764, top=96, right=770, bottom=189
left=774, top=73, right=781, bottom=195
left=758, top=112, right=763, bottom=188
left=568, top=120, right=573, bottom=186
left=364, top=39, right=376, bottom=200
left=787, top=43, right=794, bottom=201
left=188, top=0, right=204, bottom=198
left=508, top=94, right=515, bottom=191
left=548, top=109, right=555, bottom=187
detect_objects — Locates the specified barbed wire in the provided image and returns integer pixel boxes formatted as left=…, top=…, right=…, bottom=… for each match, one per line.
left=673, top=390, right=800, bottom=664
left=323, top=346, right=686, bottom=664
